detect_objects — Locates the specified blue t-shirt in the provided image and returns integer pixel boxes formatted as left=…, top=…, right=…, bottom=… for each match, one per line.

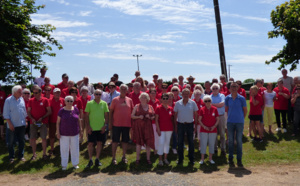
left=211, top=93, right=225, bottom=115
left=225, top=94, right=247, bottom=123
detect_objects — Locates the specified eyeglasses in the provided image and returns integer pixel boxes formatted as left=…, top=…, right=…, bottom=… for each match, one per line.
left=212, top=88, right=218, bottom=90
left=33, top=92, right=40, bottom=95
left=95, top=93, right=102, bottom=96
left=108, top=86, right=115, bottom=89
left=23, top=93, right=30, bottom=95
left=66, top=100, right=73, bottom=103
left=172, top=90, right=178, bottom=92
left=162, top=98, right=168, bottom=100
left=204, top=100, right=211, bottom=103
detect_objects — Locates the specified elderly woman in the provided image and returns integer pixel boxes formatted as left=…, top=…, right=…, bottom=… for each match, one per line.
left=148, top=88, right=160, bottom=153
left=273, top=78, right=290, bottom=133
left=135, top=77, right=147, bottom=92
left=171, top=86, right=181, bottom=102
left=263, top=83, right=276, bottom=134
left=198, top=95, right=219, bottom=164
left=193, top=89, right=204, bottom=150
left=210, top=83, right=226, bottom=155
left=249, top=86, right=264, bottom=142
left=131, top=92, right=155, bottom=164
left=22, top=88, right=31, bottom=140
left=155, top=93, right=174, bottom=166
left=191, top=84, right=204, bottom=100
left=56, top=95, right=82, bottom=170
left=291, top=84, right=300, bottom=136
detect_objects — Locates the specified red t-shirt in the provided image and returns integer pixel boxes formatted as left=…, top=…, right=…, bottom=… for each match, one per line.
left=79, top=95, right=91, bottom=113
left=73, top=98, right=83, bottom=110
left=149, top=99, right=161, bottom=111
left=183, top=84, right=196, bottom=91
left=131, top=78, right=136, bottom=83
left=249, top=94, right=263, bottom=115
left=41, top=84, right=56, bottom=95
left=0, top=90, right=6, bottom=111
left=49, top=97, right=64, bottom=123
left=110, top=96, right=134, bottom=127
left=156, top=87, right=162, bottom=94
left=56, top=82, right=68, bottom=91
left=128, top=91, right=142, bottom=106
left=238, top=88, right=246, bottom=98
left=61, top=88, right=80, bottom=98
left=42, top=94, right=54, bottom=100
left=28, top=97, right=50, bottom=124
left=199, top=106, right=219, bottom=133
left=273, top=87, right=290, bottom=110
left=105, top=86, right=120, bottom=93
left=167, top=84, right=183, bottom=92
left=155, top=105, right=174, bottom=131
left=193, top=99, right=205, bottom=110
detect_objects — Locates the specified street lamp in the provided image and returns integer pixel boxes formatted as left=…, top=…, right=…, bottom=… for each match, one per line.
left=228, top=64, right=232, bottom=78
left=133, top=54, right=142, bottom=71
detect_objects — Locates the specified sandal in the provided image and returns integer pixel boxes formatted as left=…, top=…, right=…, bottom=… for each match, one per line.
left=20, top=157, right=26, bottom=162
left=122, top=157, right=128, bottom=164
left=147, top=160, right=152, bottom=165
left=48, top=150, right=53, bottom=156
left=31, top=154, right=37, bottom=160
left=10, top=158, right=14, bottom=164
left=112, top=159, right=117, bottom=165
left=136, top=160, right=140, bottom=165
left=43, top=154, right=48, bottom=160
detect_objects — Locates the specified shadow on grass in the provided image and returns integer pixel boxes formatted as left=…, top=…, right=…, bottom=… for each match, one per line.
left=227, top=167, right=252, bottom=177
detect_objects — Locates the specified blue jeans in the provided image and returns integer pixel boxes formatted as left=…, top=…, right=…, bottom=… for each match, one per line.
left=227, top=122, right=244, bottom=161
left=177, top=123, right=194, bottom=162
left=172, top=131, right=177, bottom=149
left=7, top=126, right=25, bottom=159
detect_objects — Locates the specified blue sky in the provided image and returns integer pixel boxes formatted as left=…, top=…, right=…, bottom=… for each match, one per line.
left=30, top=0, right=298, bottom=85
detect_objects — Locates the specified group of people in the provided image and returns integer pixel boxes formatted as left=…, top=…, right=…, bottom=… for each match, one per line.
left=1, top=67, right=300, bottom=170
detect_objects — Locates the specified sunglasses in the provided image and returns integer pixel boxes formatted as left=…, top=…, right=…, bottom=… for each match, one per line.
left=95, top=93, right=102, bottom=96
left=162, top=98, right=168, bottom=100
left=108, top=86, right=115, bottom=89
left=45, top=89, right=51, bottom=91
left=23, top=93, right=30, bottom=95
left=33, top=92, right=40, bottom=95
left=204, top=100, right=211, bottom=103
left=172, top=90, right=178, bottom=92
left=66, top=100, right=73, bottom=103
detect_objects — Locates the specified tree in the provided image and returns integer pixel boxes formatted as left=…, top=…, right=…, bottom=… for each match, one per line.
left=266, top=0, right=300, bottom=71
left=0, top=0, right=62, bottom=84
left=243, top=78, right=255, bottom=84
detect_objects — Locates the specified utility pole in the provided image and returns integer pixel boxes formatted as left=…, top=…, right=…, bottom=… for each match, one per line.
left=228, top=64, right=232, bottom=78
left=133, top=54, right=142, bottom=71
left=213, top=0, right=228, bottom=81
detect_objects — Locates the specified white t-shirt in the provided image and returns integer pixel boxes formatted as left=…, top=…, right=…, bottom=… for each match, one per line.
left=264, top=90, right=276, bottom=107
left=34, top=77, right=45, bottom=87
left=282, top=76, right=294, bottom=93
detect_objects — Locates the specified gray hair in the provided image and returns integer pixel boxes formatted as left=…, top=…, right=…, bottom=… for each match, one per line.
left=22, top=88, right=31, bottom=94
left=219, top=74, right=226, bottom=79
left=133, top=82, right=141, bottom=87
left=147, top=82, right=155, bottom=87
left=193, top=89, right=202, bottom=95
left=194, top=84, right=204, bottom=93
left=203, top=95, right=212, bottom=102
left=182, top=88, right=190, bottom=94
left=139, top=92, right=150, bottom=102
left=12, top=85, right=22, bottom=95
left=81, top=86, right=89, bottom=92
left=210, top=83, right=220, bottom=91
left=94, top=89, right=103, bottom=94
left=120, top=84, right=128, bottom=90
left=171, top=86, right=180, bottom=92
left=65, top=95, right=74, bottom=102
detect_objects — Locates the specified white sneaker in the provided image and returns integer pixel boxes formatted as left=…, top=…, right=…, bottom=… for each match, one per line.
left=74, top=165, right=79, bottom=169
left=24, top=134, right=29, bottom=141
left=172, top=149, right=177, bottom=154
left=210, top=160, right=215, bottom=164
left=164, top=159, right=170, bottom=165
left=275, top=128, right=281, bottom=132
left=199, top=160, right=204, bottom=164
left=283, top=128, right=287, bottom=133
left=158, top=160, right=163, bottom=166
left=62, top=167, right=67, bottom=171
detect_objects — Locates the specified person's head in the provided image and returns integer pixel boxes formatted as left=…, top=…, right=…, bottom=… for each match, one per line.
left=67, top=80, right=75, bottom=89
left=204, top=81, right=211, bottom=89
left=162, top=83, right=168, bottom=92
left=171, top=86, right=180, bottom=96
left=22, top=88, right=31, bottom=100
left=294, top=76, right=300, bottom=85
left=193, top=89, right=202, bottom=100
left=211, top=83, right=220, bottom=94
left=255, top=79, right=263, bottom=87
left=83, top=76, right=89, bottom=84
left=182, top=88, right=190, bottom=100
left=21, top=84, right=26, bottom=89
left=149, top=88, right=157, bottom=99
left=94, top=89, right=102, bottom=101
left=219, top=74, right=226, bottom=83
left=266, top=83, right=273, bottom=90
left=185, top=84, right=191, bottom=90
left=157, top=79, right=163, bottom=86
left=62, top=73, right=69, bottom=83
left=178, top=75, right=184, bottom=82
left=250, top=85, right=259, bottom=96
left=53, top=88, right=61, bottom=99
left=44, top=77, right=50, bottom=85
left=281, top=69, right=288, bottom=77
left=228, top=82, right=238, bottom=93
left=133, top=82, right=141, bottom=93
left=81, top=86, right=88, bottom=97
left=167, top=92, right=174, bottom=102
left=44, top=86, right=52, bottom=95
left=110, top=76, right=116, bottom=83
left=236, top=80, right=242, bottom=88
left=161, top=93, right=169, bottom=105
left=194, top=84, right=204, bottom=93
left=128, top=83, right=133, bottom=92
left=277, top=78, right=284, bottom=89
left=139, top=92, right=149, bottom=104
left=229, top=77, right=234, bottom=82
left=203, top=95, right=212, bottom=107
left=12, top=85, right=23, bottom=98
left=187, top=75, right=195, bottom=84
left=108, top=82, right=116, bottom=93
left=64, top=95, right=74, bottom=106
left=172, top=77, right=178, bottom=84
left=147, top=82, right=155, bottom=89
left=69, top=87, right=78, bottom=98
left=113, top=73, right=119, bottom=81
left=135, top=76, right=144, bottom=87
left=144, top=80, right=148, bottom=86
left=135, top=71, right=140, bottom=77
left=119, top=84, right=128, bottom=96
left=96, top=83, right=104, bottom=90
left=295, top=84, right=300, bottom=94
left=153, top=74, right=158, bottom=80
left=212, top=78, right=218, bottom=84
left=40, top=66, right=47, bottom=76
left=32, top=86, right=42, bottom=99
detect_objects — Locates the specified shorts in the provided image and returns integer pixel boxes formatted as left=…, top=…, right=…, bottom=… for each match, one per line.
left=88, top=131, right=106, bottom=143
left=48, top=123, right=56, bottom=139
left=30, top=124, right=48, bottom=139
left=0, top=116, right=4, bottom=126
left=112, top=126, right=130, bottom=143
left=249, top=115, right=263, bottom=121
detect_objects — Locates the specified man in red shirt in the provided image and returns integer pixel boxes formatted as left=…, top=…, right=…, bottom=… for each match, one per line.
left=61, top=80, right=79, bottom=98
left=236, top=80, right=246, bottom=98
left=49, top=88, right=64, bottom=155
left=153, top=74, right=159, bottom=87
left=41, top=77, right=55, bottom=95
left=156, top=79, right=163, bottom=95
left=128, top=82, right=142, bottom=106
left=131, top=71, right=140, bottom=83
left=167, top=78, right=182, bottom=92
left=219, top=74, right=228, bottom=94
left=27, top=86, right=51, bottom=160
left=56, top=73, right=69, bottom=91
left=184, top=75, right=196, bottom=91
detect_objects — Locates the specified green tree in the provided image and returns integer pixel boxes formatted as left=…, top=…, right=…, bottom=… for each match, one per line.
left=243, top=78, right=255, bottom=84
left=266, top=0, right=300, bottom=71
left=0, top=0, right=62, bottom=84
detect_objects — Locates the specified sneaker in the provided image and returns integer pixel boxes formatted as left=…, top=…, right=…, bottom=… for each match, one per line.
left=283, top=128, right=287, bottom=133
left=164, top=159, right=170, bottom=165
left=74, top=165, right=79, bottom=169
left=95, top=158, right=102, bottom=166
left=199, top=160, right=204, bottom=165
left=86, top=159, right=93, bottom=168
left=62, top=167, right=67, bottom=171
left=198, top=146, right=201, bottom=151
left=275, top=128, right=281, bottom=132
left=210, top=160, right=215, bottom=164
left=259, top=138, right=263, bottom=143
left=24, top=134, right=29, bottom=141
left=158, top=160, right=163, bottom=166
left=172, top=149, right=177, bottom=154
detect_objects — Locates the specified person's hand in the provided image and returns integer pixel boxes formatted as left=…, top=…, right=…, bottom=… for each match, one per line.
left=37, top=118, right=43, bottom=123
left=211, top=126, right=216, bottom=131
left=31, top=118, right=36, bottom=124
left=80, top=131, right=83, bottom=139
left=87, top=128, right=92, bottom=135
left=145, top=114, right=150, bottom=119
left=101, top=126, right=105, bottom=134
left=9, top=124, right=15, bottom=132
left=278, top=92, right=283, bottom=95
left=156, top=128, right=161, bottom=136
left=139, top=115, right=144, bottom=119
left=57, top=133, right=61, bottom=139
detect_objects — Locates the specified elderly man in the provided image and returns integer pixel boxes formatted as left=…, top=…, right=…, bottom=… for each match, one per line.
left=167, top=77, right=182, bottom=92
left=292, top=76, right=300, bottom=94
left=41, top=77, right=55, bottom=95
left=281, top=69, right=294, bottom=123
left=174, top=88, right=198, bottom=165
left=3, top=85, right=27, bottom=163
left=57, top=73, right=69, bottom=91
left=85, top=89, right=109, bottom=167
left=61, top=80, right=80, bottom=98
left=225, top=82, right=247, bottom=167
left=184, top=75, right=196, bottom=92
left=178, top=75, right=185, bottom=88
left=128, top=82, right=142, bottom=106
left=27, top=86, right=52, bottom=160
left=109, top=84, right=134, bottom=165
left=131, top=71, right=141, bottom=83
left=34, top=66, right=47, bottom=87
left=77, top=76, right=95, bottom=96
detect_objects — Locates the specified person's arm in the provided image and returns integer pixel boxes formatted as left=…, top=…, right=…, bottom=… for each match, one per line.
left=174, top=111, right=178, bottom=133
left=79, top=109, right=83, bottom=120
left=109, top=109, right=114, bottom=131
left=76, top=79, right=84, bottom=87
left=243, top=106, right=248, bottom=119
left=155, top=114, right=161, bottom=136
left=85, top=112, right=91, bottom=134
left=291, top=93, right=299, bottom=104
left=198, top=115, right=207, bottom=131
left=210, top=116, right=219, bottom=131
left=194, top=111, right=198, bottom=131
left=131, top=105, right=143, bottom=119
left=37, top=106, right=52, bottom=123
left=27, top=107, right=36, bottom=124
left=102, top=112, right=108, bottom=133
left=6, top=119, right=15, bottom=131
left=56, top=116, right=61, bottom=139
left=78, top=117, right=83, bottom=139
left=212, top=102, right=225, bottom=108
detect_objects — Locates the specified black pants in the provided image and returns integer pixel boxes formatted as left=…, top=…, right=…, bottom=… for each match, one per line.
left=287, top=99, right=294, bottom=123
left=293, top=110, right=300, bottom=135
left=274, top=109, right=287, bottom=129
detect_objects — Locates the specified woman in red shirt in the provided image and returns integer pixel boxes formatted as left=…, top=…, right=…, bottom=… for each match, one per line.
left=148, top=88, right=160, bottom=154
left=249, top=86, right=264, bottom=142
left=198, top=95, right=219, bottom=165
left=193, top=89, right=205, bottom=151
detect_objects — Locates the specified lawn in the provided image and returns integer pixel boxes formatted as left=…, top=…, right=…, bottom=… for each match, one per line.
left=0, top=100, right=299, bottom=177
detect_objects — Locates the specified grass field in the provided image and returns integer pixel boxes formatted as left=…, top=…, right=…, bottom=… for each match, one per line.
left=0, top=100, right=299, bottom=177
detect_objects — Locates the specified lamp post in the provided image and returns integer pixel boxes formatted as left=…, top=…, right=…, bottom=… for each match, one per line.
left=228, top=64, right=232, bottom=78
left=133, top=54, right=142, bottom=71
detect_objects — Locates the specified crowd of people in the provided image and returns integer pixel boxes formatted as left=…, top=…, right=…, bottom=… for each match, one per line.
left=0, top=67, right=299, bottom=170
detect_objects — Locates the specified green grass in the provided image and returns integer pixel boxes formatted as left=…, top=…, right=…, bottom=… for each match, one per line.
left=0, top=100, right=300, bottom=177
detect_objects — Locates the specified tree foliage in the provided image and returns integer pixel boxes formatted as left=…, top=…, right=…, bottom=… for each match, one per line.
left=243, top=78, right=255, bottom=84
left=266, top=0, right=300, bottom=71
left=0, top=0, right=62, bottom=84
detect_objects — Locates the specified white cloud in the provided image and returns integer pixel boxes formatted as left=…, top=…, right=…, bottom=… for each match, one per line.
left=108, top=43, right=166, bottom=52
left=135, top=33, right=183, bottom=43
left=50, top=0, right=70, bottom=5
left=52, top=31, right=124, bottom=41
left=79, top=11, right=93, bottom=16
left=174, top=60, right=218, bottom=66
left=221, top=12, right=269, bottom=23
left=31, top=14, right=91, bottom=28
left=182, top=42, right=209, bottom=46
left=258, top=0, right=281, bottom=4
left=227, top=31, right=258, bottom=36
left=228, top=54, right=274, bottom=64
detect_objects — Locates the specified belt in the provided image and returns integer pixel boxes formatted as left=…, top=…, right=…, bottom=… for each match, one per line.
left=178, top=122, right=194, bottom=124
